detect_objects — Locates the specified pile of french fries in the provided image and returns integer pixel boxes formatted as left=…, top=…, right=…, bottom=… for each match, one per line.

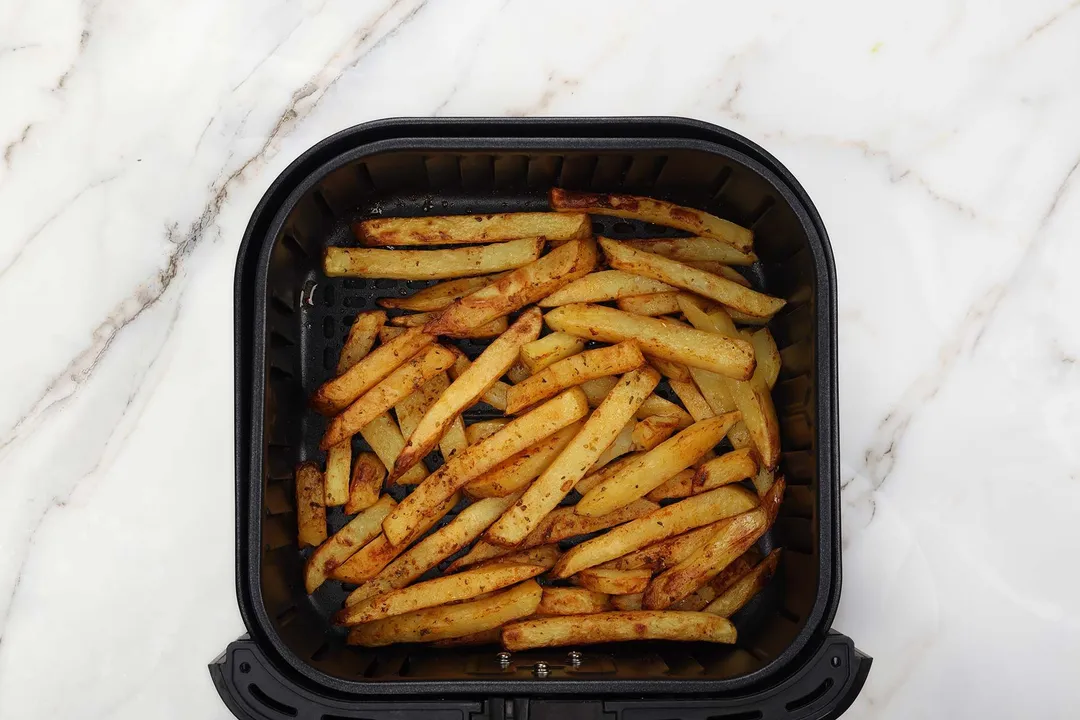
left=296, top=189, right=787, bottom=651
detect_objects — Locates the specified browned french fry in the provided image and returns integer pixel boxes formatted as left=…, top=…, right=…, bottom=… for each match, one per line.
left=390, top=311, right=509, bottom=338
left=382, top=389, right=590, bottom=546
left=471, top=544, right=561, bottom=571
left=572, top=568, right=651, bottom=594
left=599, top=522, right=725, bottom=573
left=550, top=189, right=752, bottom=253
left=430, top=628, right=503, bottom=647
left=586, top=422, right=635, bottom=476
left=312, top=327, right=435, bottom=415
left=519, top=332, right=586, bottom=373
left=378, top=325, right=406, bottom=342
left=623, top=237, right=757, bottom=266
left=502, top=610, right=736, bottom=650
left=446, top=347, right=510, bottom=411
left=464, top=422, right=582, bottom=498
left=545, top=304, right=754, bottom=380
left=537, top=587, right=611, bottom=615
left=505, top=341, right=645, bottom=415
left=506, top=361, right=532, bottom=384
left=538, top=270, right=676, bottom=307
left=646, top=355, right=692, bottom=382
left=705, top=549, right=782, bottom=617
left=321, top=345, right=457, bottom=450
left=360, top=413, right=428, bottom=486
left=304, top=496, right=395, bottom=593
left=669, top=551, right=759, bottom=610
left=391, top=309, right=543, bottom=479
left=610, top=593, right=643, bottom=611
left=615, top=292, right=682, bottom=316
left=338, top=311, right=387, bottom=374
left=349, top=580, right=543, bottom=646
left=377, top=274, right=508, bottom=311
left=324, top=440, right=351, bottom=506
left=600, top=239, right=783, bottom=319
left=425, top=237, right=597, bottom=337
left=752, top=465, right=776, bottom=497
left=488, top=367, right=661, bottom=546
left=345, top=452, right=385, bottom=514
left=580, top=377, right=693, bottom=428
left=545, top=499, right=658, bottom=543
left=576, top=414, right=741, bottom=517
left=746, top=328, right=781, bottom=389
left=394, top=374, right=443, bottom=440
left=695, top=448, right=758, bottom=490
left=324, top=238, right=544, bottom=280
left=669, top=379, right=715, bottom=422
left=356, top=212, right=590, bottom=246
left=575, top=451, right=640, bottom=497
left=295, top=462, right=327, bottom=549
left=645, top=468, right=696, bottom=501
left=465, top=419, right=511, bottom=444
left=631, top=415, right=682, bottom=452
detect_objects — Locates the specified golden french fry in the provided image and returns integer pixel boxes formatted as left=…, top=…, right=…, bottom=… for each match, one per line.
left=669, top=379, right=714, bottom=422
left=550, top=189, right=752, bottom=253
left=390, top=311, right=509, bottom=338
left=446, top=347, right=510, bottom=411
left=304, top=496, right=395, bottom=593
left=295, top=462, right=327, bottom=549
left=344, top=493, right=522, bottom=607
left=645, top=356, right=691, bottom=382
left=752, top=465, right=776, bottom=497
left=545, top=499, right=658, bottom=543
left=670, top=549, right=761, bottom=610
left=645, top=468, right=696, bottom=501
left=573, top=568, right=651, bottom=594
left=600, top=239, right=783, bottom=319
left=576, top=414, right=740, bottom=517
left=392, top=309, right=543, bottom=479
left=324, top=238, right=544, bottom=280
left=425, top=237, right=597, bottom=337
left=502, top=610, right=736, bottom=650
left=746, top=328, right=781, bottom=389
left=505, top=342, right=645, bottom=415
left=586, top=422, right=635, bottom=476
left=631, top=415, right=682, bottom=452
left=348, top=579, right=543, bottom=646
left=506, top=361, right=532, bottom=384
left=395, top=374, right=445, bottom=440
left=610, top=593, right=643, bottom=611
left=465, top=421, right=582, bottom=498
left=337, top=563, right=546, bottom=625
left=321, top=345, right=456, bottom=450
left=344, top=452, right=385, bottom=514
left=574, top=451, right=640, bottom=497
left=705, top=549, right=782, bottom=617
left=338, top=311, right=387, bottom=374
left=356, top=212, right=590, bottom=246
left=378, top=274, right=509, bottom=311
left=312, top=327, right=435, bottom=415
left=488, top=367, right=661, bottom=546
left=324, top=440, right=351, bottom=507
left=538, top=270, right=676, bottom=307
left=687, top=367, right=750, bottom=448
left=465, top=419, right=511, bottom=444
left=545, top=304, right=754, bottom=380
left=695, top=448, right=758, bottom=490
left=624, top=237, right=757, bottom=265
left=614, top=292, right=682, bottom=316
left=520, top=332, right=586, bottom=373
left=332, top=493, right=460, bottom=584
left=537, top=587, right=611, bottom=616
left=599, top=522, right=724, bottom=573
left=378, top=325, right=406, bottom=342
left=472, top=544, right=561, bottom=571
left=552, top=485, right=758, bottom=578
left=580, top=377, right=693, bottom=428
left=360, top=413, right=428, bottom=486
left=382, top=389, right=590, bottom=546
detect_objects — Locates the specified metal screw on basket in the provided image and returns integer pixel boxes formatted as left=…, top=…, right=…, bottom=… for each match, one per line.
left=497, top=651, right=511, bottom=668
left=567, top=650, right=582, bottom=667
left=532, top=661, right=550, bottom=678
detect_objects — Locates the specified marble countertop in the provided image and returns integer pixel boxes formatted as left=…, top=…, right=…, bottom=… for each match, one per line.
left=2, top=1, right=1079, bottom=717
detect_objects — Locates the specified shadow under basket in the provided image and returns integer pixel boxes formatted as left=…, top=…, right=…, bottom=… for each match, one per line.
left=214, top=117, right=870, bottom=720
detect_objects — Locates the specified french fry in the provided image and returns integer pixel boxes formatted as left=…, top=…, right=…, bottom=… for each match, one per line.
left=576, top=414, right=741, bottom=517
left=573, top=568, right=651, bottom=594
left=537, top=587, right=611, bottom=616
left=610, top=593, right=643, bottom=611
left=425, top=237, right=597, bottom=337
left=430, top=628, right=503, bottom=647
left=465, top=422, right=582, bottom=498
left=336, top=563, right=545, bottom=625
left=645, top=355, right=692, bottom=382
left=669, top=552, right=759, bottom=610
left=506, top=361, right=532, bottom=384
left=446, top=347, right=510, bottom=411
left=332, top=492, right=460, bottom=584
left=304, top=496, right=395, bottom=593
left=687, top=367, right=750, bottom=449
left=623, top=237, right=757, bottom=266
left=545, top=304, right=754, bottom=380
left=324, top=440, right=351, bottom=506
left=338, top=311, right=386, bottom=374
left=615, top=292, right=682, bottom=316
left=502, top=610, right=736, bottom=650
left=580, top=376, right=693, bottom=428
left=705, top=549, right=782, bottom=617
left=344, top=493, right=521, bottom=607
left=552, top=485, right=758, bottom=578
left=488, top=367, right=661, bottom=546
left=586, top=422, right=635, bottom=476
left=695, top=448, right=758, bottom=490
left=360, top=413, right=428, bottom=486
left=345, top=452, right=385, bottom=514
left=377, top=274, right=508, bottom=311
left=746, top=328, right=781, bottom=389
left=631, top=415, right=682, bottom=452
left=356, top=212, right=590, bottom=246
left=390, top=311, right=509, bottom=338
left=520, top=332, right=586, bottom=373
left=382, top=388, right=590, bottom=546
left=378, top=325, right=406, bottom=342
left=545, top=499, right=658, bottom=543
left=349, top=580, right=543, bottom=646
left=465, top=419, right=511, bottom=444
left=321, top=345, right=456, bottom=450
left=505, top=341, right=645, bottom=415
left=324, top=238, right=544, bottom=280
left=448, top=541, right=561, bottom=574
left=574, top=451, right=639, bottom=497
left=599, top=522, right=725, bottom=573
left=645, top=468, right=696, bottom=501
left=752, top=465, right=776, bottom=497
left=395, top=374, right=442, bottom=439
left=550, top=188, right=753, bottom=253
left=295, top=462, right=327, bottom=549
left=669, top=379, right=714, bottom=422
left=391, top=309, right=543, bottom=478
left=311, top=327, right=435, bottom=415
left=537, top=270, right=676, bottom=307
left=472, top=544, right=561, bottom=571
left=600, top=239, right=784, bottom=319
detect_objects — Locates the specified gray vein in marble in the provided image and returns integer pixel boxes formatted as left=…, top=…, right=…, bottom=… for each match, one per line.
left=53, top=0, right=102, bottom=91
left=1023, top=0, right=1080, bottom=43
left=432, top=0, right=515, bottom=116
left=2, top=123, right=32, bottom=168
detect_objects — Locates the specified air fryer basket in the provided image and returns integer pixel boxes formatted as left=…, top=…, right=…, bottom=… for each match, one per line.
left=214, top=118, right=869, bottom=719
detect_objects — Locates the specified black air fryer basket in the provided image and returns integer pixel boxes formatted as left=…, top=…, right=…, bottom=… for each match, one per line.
left=213, top=117, right=870, bottom=720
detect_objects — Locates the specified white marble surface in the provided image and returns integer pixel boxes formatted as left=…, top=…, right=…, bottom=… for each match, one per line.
left=2, top=0, right=1079, bottom=717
